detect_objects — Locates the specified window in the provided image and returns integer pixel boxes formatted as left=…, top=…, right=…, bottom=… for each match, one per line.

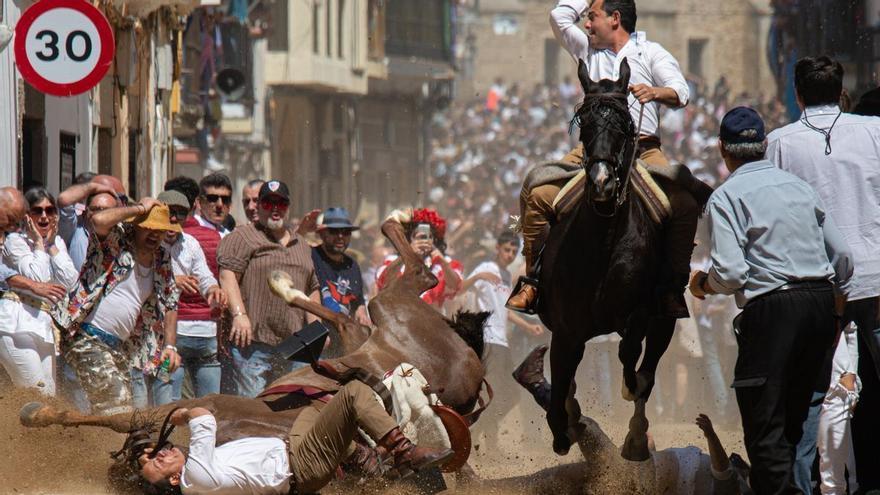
left=338, top=0, right=345, bottom=59
left=687, top=39, right=708, bottom=78
left=267, top=0, right=288, bottom=52
left=326, top=0, right=333, bottom=56
left=312, top=2, right=320, bottom=54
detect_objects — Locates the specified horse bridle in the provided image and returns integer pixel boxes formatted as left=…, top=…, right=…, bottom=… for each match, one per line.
left=573, top=92, right=644, bottom=217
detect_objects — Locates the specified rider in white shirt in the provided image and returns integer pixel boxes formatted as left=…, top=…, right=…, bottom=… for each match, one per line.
left=508, top=0, right=701, bottom=320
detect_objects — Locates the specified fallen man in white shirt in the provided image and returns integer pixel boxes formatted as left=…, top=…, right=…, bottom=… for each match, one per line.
left=138, top=380, right=453, bottom=494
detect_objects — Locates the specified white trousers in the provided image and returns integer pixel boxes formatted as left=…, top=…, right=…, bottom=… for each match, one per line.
left=0, top=332, right=56, bottom=396
left=817, top=328, right=860, bottom=495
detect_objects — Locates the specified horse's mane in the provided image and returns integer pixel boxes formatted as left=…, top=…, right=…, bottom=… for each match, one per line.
left=444, top=310, right=489, bottom=361
left=569, top=94, right=635, bottom=143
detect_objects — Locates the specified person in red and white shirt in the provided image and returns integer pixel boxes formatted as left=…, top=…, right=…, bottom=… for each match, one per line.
left=375, top=209, right=463, bottom=311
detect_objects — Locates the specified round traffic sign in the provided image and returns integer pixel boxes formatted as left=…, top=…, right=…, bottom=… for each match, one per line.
left=14, top=0, right=115, bottom=96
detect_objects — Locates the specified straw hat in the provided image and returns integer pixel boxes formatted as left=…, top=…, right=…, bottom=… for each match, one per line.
left=128, top=204, right=182, bottom=232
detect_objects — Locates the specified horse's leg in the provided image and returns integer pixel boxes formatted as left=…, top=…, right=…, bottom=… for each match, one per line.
left=633, top=316, right=676, bottom=399
left=20, top=401, right=182, bottom=433
left=618, top=326, right=643, bottom=402
left=620, top=398, right=651, bottom=462
left=381, top=214, right=437, bottom=295
left=548, top=335, right=585, bottom=455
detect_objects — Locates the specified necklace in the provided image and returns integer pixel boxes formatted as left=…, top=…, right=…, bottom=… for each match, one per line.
left=801, top=109, right=842, bottom=155
left=135, top=261, right=151, bottom=278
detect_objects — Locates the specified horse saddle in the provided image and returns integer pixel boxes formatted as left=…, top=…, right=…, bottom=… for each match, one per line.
left=552, top=159, right=714, bottom=224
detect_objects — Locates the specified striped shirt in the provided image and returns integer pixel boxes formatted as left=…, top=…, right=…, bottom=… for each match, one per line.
left=217, top=223, right=319, bottom=345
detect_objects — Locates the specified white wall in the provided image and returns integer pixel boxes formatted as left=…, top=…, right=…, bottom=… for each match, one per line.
left=0, top=0, right=22, bottom=186
left=43, top=94, right=92, bottom=193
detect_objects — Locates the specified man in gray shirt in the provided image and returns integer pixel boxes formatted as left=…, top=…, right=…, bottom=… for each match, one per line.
left=690, top=107, right=853, bottom=495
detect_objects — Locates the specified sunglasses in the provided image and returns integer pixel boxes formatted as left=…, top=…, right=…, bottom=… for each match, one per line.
left=324, top=229, right=353, bottom=237
left=168, top=207, right=189, bottom=220
left=203, top=194, right=232, bottom=205
left=260, top=198, right=289, bottom=211
left=29, top=206, right=57, bottom=216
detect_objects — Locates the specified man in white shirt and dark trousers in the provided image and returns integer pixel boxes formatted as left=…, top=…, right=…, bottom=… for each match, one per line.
left=765, top=55, right=880, bottom=495
left=461, top=231, right=543, bottom=452
left=689, top=107, right=854, bottom=495
left=138, top=380, right=453, bottom=494
left=508, top=0, right=700, bottom=320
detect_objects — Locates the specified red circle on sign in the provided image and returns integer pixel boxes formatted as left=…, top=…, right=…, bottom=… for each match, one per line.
left=14, top=0, right=115, bottom=96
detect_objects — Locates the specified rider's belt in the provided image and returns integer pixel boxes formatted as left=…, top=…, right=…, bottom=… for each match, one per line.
left=637, top=135, right=662, bottom=154
left=2, top=291, right=53, bottom=312
left=745, top=279, right=832, bottom=308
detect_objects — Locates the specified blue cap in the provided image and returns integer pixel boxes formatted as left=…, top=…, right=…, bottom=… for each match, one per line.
left=719, top=107, right=765, bottom=144
left=319, top=207, right=359, bottom=230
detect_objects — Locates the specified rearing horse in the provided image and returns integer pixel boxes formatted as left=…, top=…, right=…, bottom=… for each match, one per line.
left=539, top=58, right=677, bottom=461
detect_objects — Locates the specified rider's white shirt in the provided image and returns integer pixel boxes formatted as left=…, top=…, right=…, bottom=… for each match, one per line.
left=181, top=415, right=291, bottom=495
left=550, top=0, right=689, bottom=137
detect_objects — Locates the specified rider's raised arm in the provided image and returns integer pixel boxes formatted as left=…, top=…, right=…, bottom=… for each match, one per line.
left=550, top=0, right=590, bottom=62
left=647, top=43, right=690, bottom=109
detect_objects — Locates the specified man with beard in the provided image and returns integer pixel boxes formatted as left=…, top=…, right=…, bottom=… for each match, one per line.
left=217, top=180, right=320, bottom=397
left=57, top=175, right=128, bottom=270
left=241, top=179, right=264, bottom=225
left=311, top=208, right=370, bottom=357
left=196, top=173, right=234, bottom=238
left=52, top=198, right=182, bottom=415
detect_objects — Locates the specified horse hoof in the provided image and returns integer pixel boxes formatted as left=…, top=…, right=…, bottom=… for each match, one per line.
left=19, top=402, right=47, bottom=427
left=620, top=431, right=650, bottom=462
left=552, top=435, right=572, bottom=456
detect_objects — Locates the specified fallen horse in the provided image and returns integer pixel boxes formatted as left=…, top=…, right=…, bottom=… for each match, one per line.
left=19, top=211, right=489, bottom=490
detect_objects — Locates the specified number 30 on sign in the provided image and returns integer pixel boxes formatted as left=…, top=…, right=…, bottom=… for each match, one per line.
left=14, top=0, right=115, bottom=96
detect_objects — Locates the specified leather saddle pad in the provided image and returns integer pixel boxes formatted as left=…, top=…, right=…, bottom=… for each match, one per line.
left=552, top=159, right=672, bottom=224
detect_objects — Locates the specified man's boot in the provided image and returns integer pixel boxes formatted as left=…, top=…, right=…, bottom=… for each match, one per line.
left=506, top=246, right=543, bottom=313
left=512, top=345, right=551, bottom=411
left=658, top=268, right=690, bottom=319
left=378, top=427, right=454, bottom=478
left=341, top=441, right=388, bottom=478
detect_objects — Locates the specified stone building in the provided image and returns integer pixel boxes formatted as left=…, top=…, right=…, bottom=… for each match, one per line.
left=459, top=0, right=774, bottom=99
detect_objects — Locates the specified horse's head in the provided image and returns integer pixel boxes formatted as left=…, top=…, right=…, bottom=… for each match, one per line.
left=573, top=58, right=637, bottom=208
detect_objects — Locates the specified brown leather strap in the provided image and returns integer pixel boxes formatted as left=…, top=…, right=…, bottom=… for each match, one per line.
left=316, top=360, right=394, bottom=415
left=462, top=379, right=494, bottom=426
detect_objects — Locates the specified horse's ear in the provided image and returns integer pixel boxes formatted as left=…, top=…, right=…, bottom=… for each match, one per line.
left=577, top=58, right=597, bottom=94
left=617, top=58, right=632, bottom=92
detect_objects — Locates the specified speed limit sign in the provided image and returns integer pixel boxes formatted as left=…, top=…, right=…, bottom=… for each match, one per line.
left=14, top=0, right=115, bottom=96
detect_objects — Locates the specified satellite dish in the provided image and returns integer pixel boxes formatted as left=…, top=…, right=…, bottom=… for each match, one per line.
left=215, top=67, right=246, bottom=101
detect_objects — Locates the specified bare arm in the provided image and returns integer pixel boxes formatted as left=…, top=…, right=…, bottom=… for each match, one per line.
left=57, top=182, right=116, bottom=208
left=91, top=198, right=159, bottom=238
left=220, top=268, right=252, bottom=348
left=696, top=414, right=730, bottom=475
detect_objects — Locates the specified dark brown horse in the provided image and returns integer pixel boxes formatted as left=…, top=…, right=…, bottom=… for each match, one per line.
left=20, top=212, right=487, bottom=471
left=538, top=59, right=677, bottom=461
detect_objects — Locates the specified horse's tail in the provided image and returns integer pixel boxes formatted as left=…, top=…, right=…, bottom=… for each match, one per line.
left=445, top=310, right=489, bottom=362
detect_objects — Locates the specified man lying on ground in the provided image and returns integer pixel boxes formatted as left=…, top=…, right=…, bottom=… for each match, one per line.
left=138, top=380, right=453, bottom=494
left=513, top=345, right=751, bottom=495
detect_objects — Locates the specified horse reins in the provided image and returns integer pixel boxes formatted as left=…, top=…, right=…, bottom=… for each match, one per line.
left=575, top=92, right=644, bottom=217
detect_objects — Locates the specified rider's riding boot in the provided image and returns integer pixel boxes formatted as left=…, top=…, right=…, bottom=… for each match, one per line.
left=378, top=427, right=455, bottom=478
left=506, top=282, right=538, bottom=312
left=512, top=345, right=551, bottom=411
left=508, top=180, right=560, bottom=313
left=660, top=184, right=700, bottom=319
left=657, top=267, right=691, bottom=319
left=342, top=441, right=388, bottom=478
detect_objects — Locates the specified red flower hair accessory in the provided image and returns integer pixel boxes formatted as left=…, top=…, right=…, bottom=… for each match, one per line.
left=412, top=208, right=447, bottom=239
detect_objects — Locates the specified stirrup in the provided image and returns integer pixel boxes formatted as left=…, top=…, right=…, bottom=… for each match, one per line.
left=506, top=276, right=539, bottom=315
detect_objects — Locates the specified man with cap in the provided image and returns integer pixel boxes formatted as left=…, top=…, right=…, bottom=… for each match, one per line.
left=52, top=197, right=183, bottom=415
left=312, top=207, right=370, bottom=356
left=147, top=190, right=227, bottom=405
left=56, top=174, right=129, bottom=271
left=689, top=107, right=854, bottom=494
left=217, top=179, right=321, bottom=397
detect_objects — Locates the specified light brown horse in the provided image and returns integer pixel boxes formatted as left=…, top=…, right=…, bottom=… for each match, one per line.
left=20, top=211, right=487, bottom=451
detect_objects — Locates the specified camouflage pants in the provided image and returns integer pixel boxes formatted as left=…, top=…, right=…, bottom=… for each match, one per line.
left=63, top=333, right=133, bottom=416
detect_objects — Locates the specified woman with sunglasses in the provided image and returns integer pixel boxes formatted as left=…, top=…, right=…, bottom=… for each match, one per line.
left=0, top=187, right=79, bottom=396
